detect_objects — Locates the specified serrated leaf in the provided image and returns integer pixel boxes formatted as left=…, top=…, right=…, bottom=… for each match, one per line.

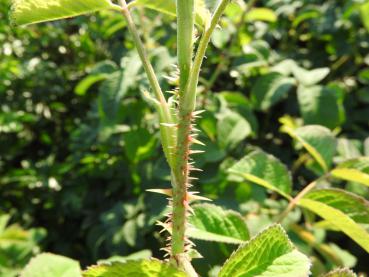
left=297, top=85, right=343, bottom=129
left=303, top=189, right=369, bottom=224
left=251, top=72, right=295, bottom=111
left=331, top=157, right=369, bottom=187
left=21, top=253, right=81, bottom=277
left=292, top=66, right=330, bottom=86
left=187, top=204, right=249, bottom=244
left=298, top=198, right=369, bottom=254
left=219, top=224, right=311, bottom=277
left=83, top=260, right=186, bottom=277
left=229, top=150, right=292, bottom=199
left=217, top=110, right=251, bottom=150
left=281, top=125, right=336, bottom=172
left=245, top=8, right=277, bottom=22
left=10, top=0, right=116, bottom=26
left=323, top=268, right=357, bottom=277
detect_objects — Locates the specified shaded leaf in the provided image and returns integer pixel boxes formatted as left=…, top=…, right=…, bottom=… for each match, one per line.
left=251, top=72, right=295, bottom=111
left=217, top=110, right=251, bottom=150
left=83, top=260, right=186, bottom=277
left=11, top=0, right=116, bottom=26
left=187, top=204, right=249, bottom=244
left=228, top=150, right=292, bottom=199
left=219, top=224, right=310, bottom=277
left=297, top=85, right=343, bottom=129
left=21, top=253, right=81, bottom=277
left=281, top=125, right=336, bottom=172
left=331, top=157, right=369, bottom=188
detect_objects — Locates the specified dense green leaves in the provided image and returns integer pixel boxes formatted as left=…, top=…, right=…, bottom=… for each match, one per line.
left=218, top=225, right=310, bottom=277
left=83, top=260, right=186, bottom=277
left=187, top=204, right=249, bottom=244
left=229, top=150, right=292, bottom=198
left=331, top=157, right=369, bottom=187
left=10, top=0, right=117, bottom=26
left=282, top=125, right=336, bottom=171
left=21, top=253, right=81, bottom=277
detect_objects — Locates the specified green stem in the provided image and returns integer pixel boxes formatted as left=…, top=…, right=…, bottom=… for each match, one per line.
left=277, top=173, right=330, bottom=223
left=182, top=0, right=231, bottom=113
left=117, top=0, right=176, bottom=167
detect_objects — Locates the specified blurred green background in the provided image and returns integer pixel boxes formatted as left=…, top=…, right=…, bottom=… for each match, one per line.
left=1, top=0, right=369, bottom=276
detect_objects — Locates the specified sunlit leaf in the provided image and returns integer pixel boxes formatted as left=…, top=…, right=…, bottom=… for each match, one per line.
left=83, top=260, right=186, bottom=277
left=10, top=0, right=117, bottom=26
left=229, top=150, right=292, bottom=199
left=298, top=198, right=369, bottom=254
left=219, top=225, right=310, bottom=277
left=331, top=157, right=369, bottom=188
left=281, top=125, right=336, bottom=172
left=245, top=8, right=277, bottom=23
left=187, top=204, right=249, bottom=244
left=21, top=253, right=81, bottom=277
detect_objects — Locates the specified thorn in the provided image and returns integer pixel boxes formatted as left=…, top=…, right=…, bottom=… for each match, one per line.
left=191, top=138, right=205, bottom=146
left=189, top=150, right=205, bottom=155
left=193, top=110, right=206, bottom=116
left=160, top=123, right=177, bottom=127
left=147, top=188, right=173, bottom=197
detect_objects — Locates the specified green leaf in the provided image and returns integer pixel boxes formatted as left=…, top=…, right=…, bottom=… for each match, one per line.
left=75, top=74, right=109, bottom=96
left=297, top=85, right=343, bottom=129
left=303, top=189, right=369, bottom=224
left=132, top=0, right=213, bottom=27
left=217, top=110, right=251, bottom=150
left=281, top=125, right=336, bottom=172
left=187, top=204, right=249, bottom=244
left=10, top=0, right=117, bottom=26
left=292, top=66, right=330, bottom=86
left=228, top=150, right=292, bottom=199
left=251, top=72, right=295, bottom=111
left=323, top=268, right=357, bottom=277
left=245, top=8, right=277, bottom=23
left=360, top=1, right=369, bottom=32
left=83, top=260, right=186, bottom=277
left=218, top=224, right=311, bottom=277
left=298, top=198, right=369, bottom=254
left=331, top=157, right=369, bottom=187
left=21, top=253, right=81, bottom=277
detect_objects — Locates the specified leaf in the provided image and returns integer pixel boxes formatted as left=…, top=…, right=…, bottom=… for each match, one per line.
left=298, top=198, right=369, bottom=254
left=323, top=268, right=357, bottom=277
left=217, top=110, right=251, bottom=150
left=75, top=74, right=109, bottom=96
left=281, top=125, right=336, bottom=172
left=218, top=224, right=311, bottom=277
left=297, top=85, right=343, bottom=129
left=251, top=72, right=295, bottom=111
left=10, top=0, right=117, bottom=26
left=187, top=204, right=249, bottom=244
left=21, top=253, right=81, bottom=277
left=228, top=150, right=292, bottom=199
left=361, top=1, right=369, bottom=32
left=83, top=260, right=186, bottom=277
left=303, top=189, right=369, bottom=224
left=132, top=0, right=213, bottom=27
left=245, top=8, right=277, bottom=23
left=331, top=157, right=369, bottom=187
left=292, top=66, right=330, bottom=86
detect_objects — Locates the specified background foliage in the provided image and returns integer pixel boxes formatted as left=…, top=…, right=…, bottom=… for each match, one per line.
left=1, top=0, right=369, bottom=276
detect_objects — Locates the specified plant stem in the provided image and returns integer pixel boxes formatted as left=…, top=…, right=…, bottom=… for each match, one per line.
left=118, top=0, right=176, bottom=167
left=277, top=174, right=330, bottom=223
left=183, top=0, right=231, bottom=113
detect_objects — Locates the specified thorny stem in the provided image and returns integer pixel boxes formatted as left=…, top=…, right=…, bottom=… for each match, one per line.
left=277, top=173, right=330, bottom=223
